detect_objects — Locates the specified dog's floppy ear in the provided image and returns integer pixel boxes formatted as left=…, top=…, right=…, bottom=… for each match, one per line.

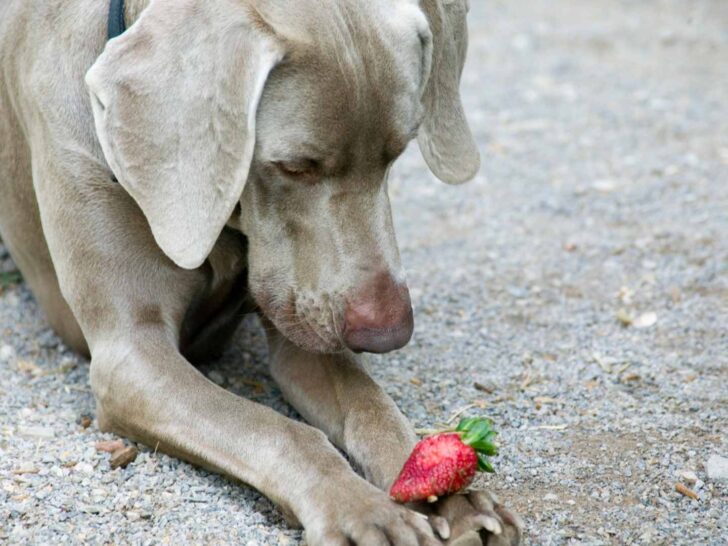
left=85, top=0, right=283, bottom=269
left=418, top=0, right=480, bottom=184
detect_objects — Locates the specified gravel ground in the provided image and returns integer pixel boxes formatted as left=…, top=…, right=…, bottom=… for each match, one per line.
left=1, top=0, right=727, bottom=544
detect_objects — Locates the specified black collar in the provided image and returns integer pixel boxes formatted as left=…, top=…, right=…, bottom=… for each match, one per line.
left=108, top=0, right=126, bottom=40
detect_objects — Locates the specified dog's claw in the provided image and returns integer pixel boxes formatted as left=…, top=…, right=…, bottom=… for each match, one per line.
left=430, top=514, right=451, bottom=540
left=477, top=515, right=502, bottom=535
left=413, top=490, right=522, bottom=546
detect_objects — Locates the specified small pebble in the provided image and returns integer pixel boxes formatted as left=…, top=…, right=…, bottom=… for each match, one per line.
left=679, top=470, right=698, bottom=485
left=13, top=464, right=39, bottom=475
left=208, top=370, right=225, bottom=385
left=96, top=440, right=125, bottom=453
left=17, top=425, right=55, bottom=439
left=110, top=446, right=139, bottom=469
left=75, top=462, right=95, bottom=475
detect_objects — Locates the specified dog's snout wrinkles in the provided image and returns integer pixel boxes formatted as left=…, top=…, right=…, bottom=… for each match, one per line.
left=343, top=273, right=413, bottom=353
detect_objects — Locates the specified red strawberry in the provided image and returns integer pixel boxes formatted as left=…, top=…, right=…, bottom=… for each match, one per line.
left=390, top=417, right=498, bottom=503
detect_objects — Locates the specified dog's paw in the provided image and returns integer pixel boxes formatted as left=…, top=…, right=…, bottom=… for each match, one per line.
left=417, top=490, right=523, bottom=546
left=303, top=481, right=443, bottom=545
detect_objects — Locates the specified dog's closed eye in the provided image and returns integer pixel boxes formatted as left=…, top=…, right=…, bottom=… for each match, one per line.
left=274, top=159, right=321, bottom=181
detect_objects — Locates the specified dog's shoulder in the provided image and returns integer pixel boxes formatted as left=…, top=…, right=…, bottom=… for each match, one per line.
left=2, top=1, right=107, bottom=121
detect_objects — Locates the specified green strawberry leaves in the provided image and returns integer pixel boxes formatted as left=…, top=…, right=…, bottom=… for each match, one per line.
left=455, top=417, right=483, bottom=433
left=477, top=454, right=495, bottom=473
left=469, top=438, right=498, bottom=456
left=456, top=417, right=498, bottom=473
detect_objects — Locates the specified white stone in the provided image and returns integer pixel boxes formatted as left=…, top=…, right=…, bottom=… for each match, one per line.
left=592, top=179, right=617, bottom=193
left=633, top=311, right=657, bottom=329
left=705, top=455, right=728, bottom=482
left=0, top=344, right=16, bottom=363
left=543, top=493, right=558, bottom=501
left=679, top=470, right=698, bottom=484
left=17, top=425, right=54, bottom=439
left=13, top=463, right=38, bottom=475
left=75, top=462, right=95, bottom=475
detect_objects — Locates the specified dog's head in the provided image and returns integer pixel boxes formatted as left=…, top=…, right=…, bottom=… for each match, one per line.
left=86, top=0, right=478, bottom=353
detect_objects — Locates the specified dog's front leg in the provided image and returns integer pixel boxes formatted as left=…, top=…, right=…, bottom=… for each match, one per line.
left=267, top=327, right=522, bottom=546
left=90, top=325, right=440, bottom=546
left=266, top=323, right=415, bottom=490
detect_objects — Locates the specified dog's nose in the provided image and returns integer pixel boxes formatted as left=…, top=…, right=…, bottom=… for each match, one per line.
left=343, top=273, right=414, bottom=353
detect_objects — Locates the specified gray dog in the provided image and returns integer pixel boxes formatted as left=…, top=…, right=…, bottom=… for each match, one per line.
left=0, top=0, right=521, bottom=544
